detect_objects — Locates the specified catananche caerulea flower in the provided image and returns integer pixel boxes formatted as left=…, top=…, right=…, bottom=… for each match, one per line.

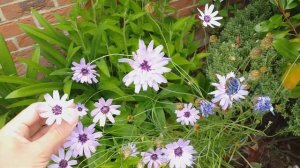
left=164, top=139, right=196, bottom=168
left=71, top=58, right=99, bottom=84
left=48, top=148, right=77, bottom=168
left=119, top=39, right=171, bottom=93
left=141, top=148, right=167, bottom=168
left=122, top=143, right=139, bottom=158
left=198, top=99, right=215, bottom=118
left=197, top=4, right=223, bottom=28
left=254, top=96, right=275, bottom=115
left=39, top=90, right=75, bottom=125
left=175, top=103, right=200, bottom=126
left=209, top=72, right=249, bottom=110
left=64, top=122, right=102, bottom=158
left=91, top=98, right=121, bottom=127
left=75, top=103, right=88, bottom=117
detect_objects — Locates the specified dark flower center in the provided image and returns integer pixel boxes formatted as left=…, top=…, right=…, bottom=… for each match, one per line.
left=81, top=68, right=89, bottom=75
left=52, top=105, right=62, bottom=115
left=140, top=60, right=151, bottom=71
left=58, top=159, right=68, bottom=168
left=78, top=133, right=88, bottom=143
left=200, top=101, right=214, bottom=116
left=77, top=107, right=83, bottom=111
left=204, top=15, right=211, bottom=22
left=184, top=111, right=191, bottom=118
left=225, top=77, right=241, bottom=95
left=151, top=154, right=158, bottom=160
left=174, top=147, right=183, bottom=157
left=101, top=106, right=110, bottom=114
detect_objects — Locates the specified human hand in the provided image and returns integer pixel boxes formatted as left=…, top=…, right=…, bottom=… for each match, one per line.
left=0, top=102, right=78, bottom=168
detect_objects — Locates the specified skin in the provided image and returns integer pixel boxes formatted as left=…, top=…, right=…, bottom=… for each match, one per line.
left=0, top=103, right=79, bottom=168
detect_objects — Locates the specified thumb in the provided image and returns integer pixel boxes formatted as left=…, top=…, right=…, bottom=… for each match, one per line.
left=33, top=114, right=78, bottom=156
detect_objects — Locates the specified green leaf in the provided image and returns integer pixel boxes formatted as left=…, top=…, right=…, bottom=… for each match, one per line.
left=63, top=80, right=72, bottom=96
left=7, top=99, right=36, bottom=108
left=6, top=82, right=63, bottom=99
left=290, top=86, right=300, bottom=98
left=18, top=57, right=52, bottom=75
left=273, top=38, right=299, bottom=59
left=66, top=42, right=81, bottom=66
left=50, top=68, right=71, bottom=76
left=0, top=75, right=38, bottom=85
left=172, top=54, right=190, bottom=65
left=0, top=35, right=17, bottom=75
left=0, top=112, right=8, bottom=128
left=99, top=82, right=125, bottom=96
left=106, top=124, right=138, bottom=136
left=173, top=17, right=189, bottom=31
left=96, top=59, right=110, bottom=77
left=152, top=108, right=166, bottom=130
left=127, top=12, right=146, bottom=22
left=26, top=47, right=40, bottom=79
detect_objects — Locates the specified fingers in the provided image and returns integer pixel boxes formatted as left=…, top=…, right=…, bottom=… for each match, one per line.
left=33, top=114, right=78, bottom=156
left=2, top=103, right=44, bottom=138
left=30, top=125, right=51, bottom=141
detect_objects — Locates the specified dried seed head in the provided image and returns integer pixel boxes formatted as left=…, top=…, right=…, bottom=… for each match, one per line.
left=145, top=2, right=155, bottom=14
left=127, top=115, right=134, bottom=123
left=176, top=103, right=184, bottom=110
left=229, top=56, right=236, bottom=61
left=260, top=33, right=273, bottom=50
left=244, top=83, right=251, bottom=90
left=249, top=48, right=262, bottom=59
left=249, top=70, right=261, bottom=81
left=259, top=66, right=268, bottom=73
left=194, top=124, right=200, bottom=132
left=209, top=35, right=218, bottom=43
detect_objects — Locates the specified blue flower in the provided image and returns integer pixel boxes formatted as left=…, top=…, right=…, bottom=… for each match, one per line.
left=199, top=100, right=215, bottom=118
left=254, top=96, right=274, bottom=115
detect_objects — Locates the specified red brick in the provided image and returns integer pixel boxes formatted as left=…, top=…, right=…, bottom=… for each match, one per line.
left=170, top=0, right=194, bottom=9
left=1, top=0, right=54, bottom=20
left=16, top=34, right=34, bottom=48
left=0, top=17, right=34, bottom=38
left=57, top=0, right=73, bottom=6
left=43, top=6, right=72, bottom=24
left=177, top=5, right=202, bottom=17
left=5, top=39, right=18, bottom=52
left=0, top=0, right=11, bottom=5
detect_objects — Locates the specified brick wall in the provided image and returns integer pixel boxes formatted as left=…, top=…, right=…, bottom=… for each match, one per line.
left=0, top=0, right=201, bottom=75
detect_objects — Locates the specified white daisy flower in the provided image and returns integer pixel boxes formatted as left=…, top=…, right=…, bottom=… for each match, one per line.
left=119, top=39, right=171, bottom=93
left=91, top=98, right=121, bottom=127
left=122, top=143, right=139, bottom=159
left=175, top=103, right=200, bottom=126
left=75, top=103, right=88, bottom=117
left=39, top=90, right=75, bottom=125
left=164, top=139, right=196, bottom=168
left=209, top=72, right=249, bottom=110
left=48, top=148, right=77, bottom=168
left=197, top=4, right=223, bottom=28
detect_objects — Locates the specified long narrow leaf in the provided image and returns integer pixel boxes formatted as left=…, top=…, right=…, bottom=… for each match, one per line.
left=26, top=47, right=40, bottom=79
left=0, top=75, right=38, bottom=85
left=0, top=35, right=17, bottom=75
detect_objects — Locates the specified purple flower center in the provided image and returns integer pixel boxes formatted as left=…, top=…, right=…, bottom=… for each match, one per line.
left=58, top=159, right=68, bottom=168
left=225, top=77, right=241, bottom=95
left=78, top=133, right=88, bottom=143
left=101, top=106, right=110, bottom=114
left=184, top=111, right=191, bottom=118
left=204, top=15, right=211, bottom=22
left=140, top=60, right=151, bottom=71
left=174, top=147, right=183, bottom=157
left=81, top=68, right=89, bottom=75
left=151, top=154, right=158, bottom=160
left=52, top=105, right=62, bottom=115
left=77, top=107, right=83, bottom=111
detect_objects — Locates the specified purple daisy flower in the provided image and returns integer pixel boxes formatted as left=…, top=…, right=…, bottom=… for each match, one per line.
left=175, top=103, right=200, bottom=126
left=64, top=122, right=102, bottom=158
left=197, top=4, right=223, bottom=28
left=122, top=143, right=139, bottom=159
left=141, top=148, right=167, bottom=168
left=91, top=98, right=121, bottom=127
left=71, top=58, right=99, bottom=84
left=254, top=96, right=275, bottom=115
left=209, top=72, right=249, bottom=110
left=39, top=90, right=75, bottom=125
left=164, top=139, right=196, bottom=168
left=119, top=39, right=171, bottom=93
left=48, top=148, right=77, bottom=168
left=198, top=99, right=215, bottom=118
left=75, top=103, right=88, bottom=117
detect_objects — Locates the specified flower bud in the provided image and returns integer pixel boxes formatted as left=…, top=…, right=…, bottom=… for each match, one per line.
left=209, top=35, right=218, bottom=43
left=176, top=103, right=184, bottom=110
left=127, top=115, right=134, bottom=123
left=259, top=66, right=268, bottom=73
left=145, top=2, right=155, bottom=14
left=260, top=33, right=273, bottom=50
left=249, top=70, right=261, bottom=80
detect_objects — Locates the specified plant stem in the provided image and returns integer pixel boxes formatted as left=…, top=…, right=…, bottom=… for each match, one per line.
left=275, top=0, right=298, bottom=35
